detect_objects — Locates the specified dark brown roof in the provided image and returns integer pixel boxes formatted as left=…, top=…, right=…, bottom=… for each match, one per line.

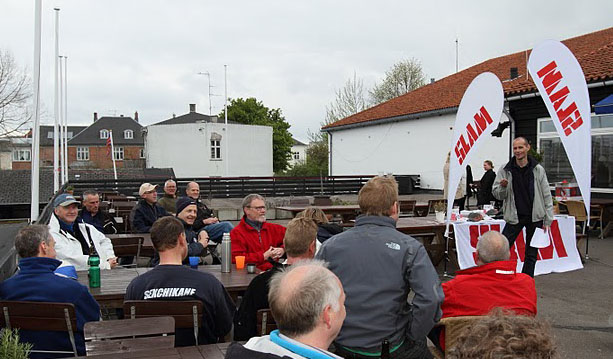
left=68, top=117, right=144, bottom=146
left=324, top=27, right=613, bottom=130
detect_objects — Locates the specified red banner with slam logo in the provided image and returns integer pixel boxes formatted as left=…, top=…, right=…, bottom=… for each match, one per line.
left=454, top=217, right=583, bottom=276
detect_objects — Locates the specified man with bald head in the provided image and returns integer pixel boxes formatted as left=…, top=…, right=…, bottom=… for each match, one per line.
left=185, top=181, right=234, bottom=243
left=432, top=231, right=537, bottom=350
left=226, top=260, right=346, bottom=359
left=493, top=137, right=554, bottom=277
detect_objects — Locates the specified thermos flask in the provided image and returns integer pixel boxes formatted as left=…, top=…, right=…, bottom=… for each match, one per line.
left=221, top=232, right=231, bottom=273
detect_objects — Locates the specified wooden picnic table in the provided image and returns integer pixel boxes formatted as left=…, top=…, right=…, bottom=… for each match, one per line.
left=74, top=342, right=230, bottom=358
left=396, top=216, right=448, bottom=265
left=77, top=265, right=259, bottom=309
left=276, top=204, right=361, bottom=222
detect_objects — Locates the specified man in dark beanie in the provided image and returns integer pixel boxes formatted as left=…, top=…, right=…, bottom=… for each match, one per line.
left=150, top=197, right=209, bottom=266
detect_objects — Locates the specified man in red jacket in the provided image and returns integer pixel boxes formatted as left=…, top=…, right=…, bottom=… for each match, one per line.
left=434, top=230, right=537, bottom=350
left=231, top=194, right=286, bottom=270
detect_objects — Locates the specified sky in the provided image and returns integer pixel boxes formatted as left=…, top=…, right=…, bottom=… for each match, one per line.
left=1, top=1, right=612, bottom=143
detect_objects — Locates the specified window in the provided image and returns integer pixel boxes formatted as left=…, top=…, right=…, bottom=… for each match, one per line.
left=293, top=151, right=300, bottom=160
left=12, top=149, right=31, bottom=161
left=210, top=140, right=221, bottom=159
left=113, top=146, right=124, bottom=160
left=139, top=148, right=145, bottom=159
left=124, top=129, right=133, bottom=139
left=538, top=114, right=613, bottom=189
left=76, top=147, right=89, bottom=161
left=99, top=129, right=109, bottom=139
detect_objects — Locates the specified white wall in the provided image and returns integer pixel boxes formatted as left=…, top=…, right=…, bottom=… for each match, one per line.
left=146, top=122, right=273, bottom=177
left=288, top=144, right=308, bottom=167
left=328, top=112, right=511, bottom=190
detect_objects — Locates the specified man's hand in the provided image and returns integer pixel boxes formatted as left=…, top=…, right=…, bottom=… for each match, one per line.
left=499, top=179, right=508, bottom=187
left=543, top=224, right=550, bottom=232
left=107, top=257, right=118, bottom=269
left=198, top=231, right=209, bottom=246
left=203, top=217, right=219, bottom=225
left=263, top=246, right=274, bottom=260
left=271, top=247, right=285, bottom=260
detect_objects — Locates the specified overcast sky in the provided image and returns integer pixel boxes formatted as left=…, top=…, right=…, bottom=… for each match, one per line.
left=1, top=1, right=612, bottom=142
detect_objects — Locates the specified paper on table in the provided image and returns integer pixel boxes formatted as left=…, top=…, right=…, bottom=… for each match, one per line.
left=531, top=227, right=550, bottom=248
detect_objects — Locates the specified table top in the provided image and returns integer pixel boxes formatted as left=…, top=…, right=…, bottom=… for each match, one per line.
left=77, top=265, right=259, bottom=302
left=276, top=204, right=361, bottom=213
left=396, top=216, right=446, bottom=233
left=75, top=342, right=230, bottom=358
left=108, top=233, right=153, bottom=248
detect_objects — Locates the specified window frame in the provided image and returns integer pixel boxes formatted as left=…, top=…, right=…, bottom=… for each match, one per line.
left=124, top=129, right=134, bottom=139
left=113, top=146, right=124, bottom=160
left=99, top=129, right=109, bottom=139
left=76, top=146, right=90, bottom=161
left=12, top=149, right=31, bottom=162
left=210, top=139, right=221, bottom=160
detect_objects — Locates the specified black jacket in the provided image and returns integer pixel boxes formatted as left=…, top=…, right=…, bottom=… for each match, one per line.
left=150, top=218, right=207, bottom=266
left=193, top=198, right=215, bottom=232
left=477, top=169, right=497, bottom=205
left=131, top=199, right=170, bottom=233
left=317, top=223, right=343, bottom=244
left=78, top=208, right=118, bottom=234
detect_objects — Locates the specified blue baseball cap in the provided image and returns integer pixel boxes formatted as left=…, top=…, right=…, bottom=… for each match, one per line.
left=53, top=194, right=79, bottom=208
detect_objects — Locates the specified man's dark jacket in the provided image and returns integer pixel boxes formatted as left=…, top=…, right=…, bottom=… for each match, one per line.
left=150, top=217, right=207, bottom=266
left=477, top=169, right=497, bottom=205
left=78, top=208, right=118, bottom=234
left=131, top=199, right=170, bottom=233
left=192, top=198, right=215, bottom=232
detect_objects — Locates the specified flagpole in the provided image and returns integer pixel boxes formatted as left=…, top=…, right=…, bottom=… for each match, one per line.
left=59, top=55, right=65, bottom=185
left=53, top=8, right=60, bottom=193
left=224, top=64, right=229, bottom=177
left=63, top=56, right=69, bottom=183
left=31, top=0, right=43, bottom=222
left=109, top=130, right=118, bottom=181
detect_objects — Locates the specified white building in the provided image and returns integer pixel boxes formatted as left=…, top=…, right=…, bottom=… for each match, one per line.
left=145, top=104, right=273, bottom=177
left=288, top=138, right=308, bottom=167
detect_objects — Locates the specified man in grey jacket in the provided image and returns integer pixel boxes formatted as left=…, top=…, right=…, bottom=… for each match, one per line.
left=493, top=137, right=554, bottom=277
left=317, top=176, right=443, bottom=359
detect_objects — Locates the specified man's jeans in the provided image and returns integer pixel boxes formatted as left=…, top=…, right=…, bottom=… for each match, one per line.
left=204, top=221, right=234, bottom=243
left=502, top=219, right=543, bottom=277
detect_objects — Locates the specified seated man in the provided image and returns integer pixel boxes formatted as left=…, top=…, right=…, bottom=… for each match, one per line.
left=231, top=193, right=286, bottom=270
left=157, top=179, right=178, bottom=214
left=185, top=181, right=234, bottom=242
left=131, top=182, right=170, bottom=233
left=149, top=197, right=210, bottom=266
left=226, top=260, right=346, bottom=359
left=430, top=231, right=536, bottom=351
left=317, top=176, right=443, bottom=359
left=49, top=193, right=117, bottom=270
left=0, top=225, right=100, bottom=358
left=125, top=216, right=235, bottom=346
left=234, top=217, right=318, bottom=341
left=78, top=190, right=118, bottom=234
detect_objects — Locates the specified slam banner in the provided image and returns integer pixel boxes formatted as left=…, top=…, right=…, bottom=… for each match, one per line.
left=528, top=40, right=591, bottom=218
left=446, top=73, right=504, bottom=233
left=454, top=216, right=583, bottom=276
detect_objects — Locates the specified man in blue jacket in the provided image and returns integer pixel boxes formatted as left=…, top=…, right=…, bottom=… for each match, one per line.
left=131, top=182, right=170, bottom=233
left=0, top=225, right=100, bottom=358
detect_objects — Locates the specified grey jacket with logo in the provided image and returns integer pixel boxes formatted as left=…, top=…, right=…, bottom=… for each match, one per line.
left=492, top=159, right=554, bottom=226
left=316, top=215, right=443, bottom=352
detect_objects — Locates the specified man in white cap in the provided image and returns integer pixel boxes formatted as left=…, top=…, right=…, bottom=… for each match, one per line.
left=48, top=193, right=117, bottom=270
left=131, top=182, right=171, bottom=233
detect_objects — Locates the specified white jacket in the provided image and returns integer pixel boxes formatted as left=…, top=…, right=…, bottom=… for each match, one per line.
left=49, top=214, right=116, bottom=270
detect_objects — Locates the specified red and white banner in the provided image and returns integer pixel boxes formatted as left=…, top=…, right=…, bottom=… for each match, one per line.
left=454, top=216, right=583, bottom=276
left=446, top=73, right=503, bottom=233
left=528, top=40, right=591, bottom=219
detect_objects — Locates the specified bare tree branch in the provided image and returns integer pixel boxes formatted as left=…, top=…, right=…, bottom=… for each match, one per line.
left=370, top=58, right=425, bottom=105
left=0, top=49, right=31, bottom=137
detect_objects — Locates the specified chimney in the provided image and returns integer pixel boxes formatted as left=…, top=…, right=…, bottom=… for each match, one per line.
left=93, top=112, right=98, bottom=122
left=134, top=111, right=139, bottom=122
left=430, top=78, right=435, bottom=84
left=189, top=104, right=196, bottom=113
left=510, top=67, right=518, bottom=79
left=120, top=114, right=124, bottom=117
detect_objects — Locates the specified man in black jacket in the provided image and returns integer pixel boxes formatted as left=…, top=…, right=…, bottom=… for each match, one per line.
left=78, top=190, right=118, bottom=234
left=186, top=181, right=234, bottom=243
left=233, top=217, right=318, bottom=341
left=131, top=183, right=170, bottom=233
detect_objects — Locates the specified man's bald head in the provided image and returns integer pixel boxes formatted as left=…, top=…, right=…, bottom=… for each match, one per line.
left=186, top=181, right=200, bottom=199
left=268, top=260, right=343, bottom=338
left=476, top=231, right=510, bottom=265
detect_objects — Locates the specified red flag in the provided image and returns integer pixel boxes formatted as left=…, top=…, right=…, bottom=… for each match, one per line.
left=106, top=135, right=112, bottom=157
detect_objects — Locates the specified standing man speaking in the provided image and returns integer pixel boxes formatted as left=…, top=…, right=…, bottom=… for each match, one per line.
left=493, top=137, right=554, bottom=277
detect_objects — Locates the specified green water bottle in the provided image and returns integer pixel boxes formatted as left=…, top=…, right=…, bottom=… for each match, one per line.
left=88, top=251, right=101, bottom=288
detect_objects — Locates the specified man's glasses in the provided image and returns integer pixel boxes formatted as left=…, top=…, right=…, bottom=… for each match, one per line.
left=248, top=206, right=266, bottom=211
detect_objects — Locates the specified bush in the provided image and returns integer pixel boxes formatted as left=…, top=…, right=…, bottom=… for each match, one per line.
left=0, top=328, right=32, bottom=359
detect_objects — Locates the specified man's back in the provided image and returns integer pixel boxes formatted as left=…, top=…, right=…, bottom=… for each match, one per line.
left=125, top=264, right=235, bottom=345
left=317, top=215, right=443, bottom=351
left=0, top=257, right=100, bottom=358
left=442, top=260, right=537, bottom=318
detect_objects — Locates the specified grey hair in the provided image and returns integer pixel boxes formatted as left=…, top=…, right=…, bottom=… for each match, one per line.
left=241, top=193, right=265, bottom=209
left=15, top=224, right=52, bottom=258
left=477, top=231, right=510, bottom=263
left=82, top=190, right=99, bottom=198
left=268, top=259, right=342, bottom=337
left=164, top=179, right=176, bottom=187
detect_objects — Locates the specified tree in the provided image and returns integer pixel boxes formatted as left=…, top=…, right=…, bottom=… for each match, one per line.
left=370, top=58, right=425, bottom=105
left=0, top=50, right=30, bottom=136
left=219, top=98, right=293, bottom=173
left=283, top=131, right=329, bottom=177
left=324, top=72, right=368, bottom=125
